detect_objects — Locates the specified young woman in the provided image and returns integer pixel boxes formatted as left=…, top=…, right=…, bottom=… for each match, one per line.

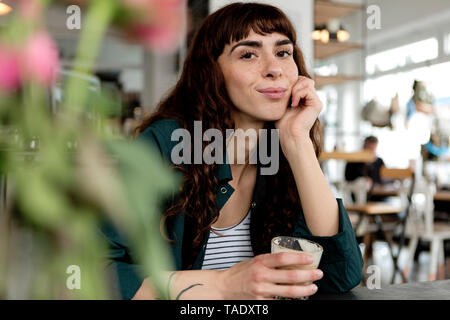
left=105, top=2, right=363, bottom=300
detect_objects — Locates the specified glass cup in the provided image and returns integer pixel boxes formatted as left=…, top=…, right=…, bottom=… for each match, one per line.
left=271, top=236, right=323, bottom=300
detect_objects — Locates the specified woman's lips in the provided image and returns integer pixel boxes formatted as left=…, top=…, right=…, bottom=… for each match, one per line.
left=257, top=87, right=287, bottom=99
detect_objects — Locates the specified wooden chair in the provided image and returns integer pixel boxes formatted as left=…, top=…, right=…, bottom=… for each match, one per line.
left=345, top=167, right=415, bottom=284
left=402, top=179, right=450, bottom=281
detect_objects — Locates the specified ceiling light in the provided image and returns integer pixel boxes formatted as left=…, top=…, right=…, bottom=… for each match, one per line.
left=337, top=29, right=350, bottom=42
left=312, top=30, right=321, bottom=41
left=320, top=29, right=329, bottom=44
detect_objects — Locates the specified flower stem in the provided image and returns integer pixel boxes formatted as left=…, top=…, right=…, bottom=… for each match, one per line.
left=63, top=0, right=117, bottom=116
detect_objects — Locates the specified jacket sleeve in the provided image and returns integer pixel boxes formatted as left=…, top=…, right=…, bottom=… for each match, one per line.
left=99, top=126, right=166, bottom=300
left=292, top=198, right=364, bottom=293
left=99, top=221, right=146, bottom=300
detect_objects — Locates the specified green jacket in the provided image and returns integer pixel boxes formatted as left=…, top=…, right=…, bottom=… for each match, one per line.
left=102, top=118, right=363, bottom=299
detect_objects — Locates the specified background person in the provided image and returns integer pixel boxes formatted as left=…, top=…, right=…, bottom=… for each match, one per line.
left=406, top=80, right=435, bottom=121
left=345, top=136, right=385, bottom=188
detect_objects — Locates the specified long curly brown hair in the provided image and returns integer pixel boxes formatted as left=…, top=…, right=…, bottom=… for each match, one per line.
left=136, top=2, right=322, bottom=269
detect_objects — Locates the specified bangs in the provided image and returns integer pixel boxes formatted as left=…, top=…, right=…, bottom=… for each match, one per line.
left=229, top=8, right=296, bottom=43
left=211, top=3, right=297, bottom=59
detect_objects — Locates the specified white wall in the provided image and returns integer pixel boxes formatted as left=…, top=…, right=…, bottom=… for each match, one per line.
left=209, top=0, right=314, bottom=73
left=367, top=0, right=450, bottom=50
left=142, top=51, right=179, bottom=110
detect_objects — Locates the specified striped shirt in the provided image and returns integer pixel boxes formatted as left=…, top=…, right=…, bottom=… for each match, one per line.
left=201, top=209, right=254, bottom=270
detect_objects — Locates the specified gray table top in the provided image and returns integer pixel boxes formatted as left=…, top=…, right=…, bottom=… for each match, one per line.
left=312, top=280, right=450, bottom=300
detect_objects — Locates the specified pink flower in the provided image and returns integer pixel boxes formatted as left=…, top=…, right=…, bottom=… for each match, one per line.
left=120, top=0, right=185, bottom=53
left=0, top=45, right=21, bottom=92
left=128, top=24, right=181, bottom=52
left=21, top=31, right=60, bottom=86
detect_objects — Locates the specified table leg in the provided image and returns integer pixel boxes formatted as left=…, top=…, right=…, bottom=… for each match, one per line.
left=353, top=213, right=364, bottom=235
left=373, top=215, right=407, bottom=284
left=361, top=231, right=374, bottom=286
left=395, top=214, right=408, bottom=282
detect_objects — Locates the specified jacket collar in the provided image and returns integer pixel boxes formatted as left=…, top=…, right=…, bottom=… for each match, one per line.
left=215, top=149, right=233, bottom=183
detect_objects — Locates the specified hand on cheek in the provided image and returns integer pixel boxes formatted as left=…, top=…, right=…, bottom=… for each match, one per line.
left=275, top=76, right=323, bottom=153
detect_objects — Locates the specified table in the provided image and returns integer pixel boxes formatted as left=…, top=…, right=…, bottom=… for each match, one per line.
left=371, top=186, right=450, bottom=202
left=434, top=191, right=450, bottom=201
left=319, top=151, right=374, bottom=162
left=370, top=185, right=399, bottom=197
left=345, top=203, right=403, bottom=215
left=312, top=280, right=450, bottom=300
left=345, top=202, right=407, bottom=284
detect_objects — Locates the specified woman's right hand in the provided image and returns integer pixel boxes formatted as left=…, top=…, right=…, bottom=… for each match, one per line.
left=217, top=252, right=324, bottom=300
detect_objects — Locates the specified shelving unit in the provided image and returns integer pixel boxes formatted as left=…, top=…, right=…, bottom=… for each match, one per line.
left=313, top=0, right=365, bottom=89
left=314, top=0, right=363, bottom=26
left=314, top=40, right=363, bottom=60
left=314, top=74, right=361, bottom=89
left=313, top=0, right=368, bottom=164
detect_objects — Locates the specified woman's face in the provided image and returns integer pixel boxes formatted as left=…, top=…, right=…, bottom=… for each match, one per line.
left=218, top=30, right=299, bottom=126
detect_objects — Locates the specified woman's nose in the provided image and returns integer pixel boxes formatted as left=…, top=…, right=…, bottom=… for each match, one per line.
left=265, top=68, right=282, bottom=78
left=263, top=57, right=282, bottom=79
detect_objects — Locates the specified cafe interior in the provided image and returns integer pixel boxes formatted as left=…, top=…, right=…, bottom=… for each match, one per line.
left=0, top=0, right=449, bottom=299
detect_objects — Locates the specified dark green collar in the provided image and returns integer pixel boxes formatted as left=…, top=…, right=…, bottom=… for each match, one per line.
left=215, top=149, right=233, bottom=183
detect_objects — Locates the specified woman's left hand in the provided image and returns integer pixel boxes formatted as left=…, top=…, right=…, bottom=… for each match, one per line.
left=275, top=76, right=323, bottom=154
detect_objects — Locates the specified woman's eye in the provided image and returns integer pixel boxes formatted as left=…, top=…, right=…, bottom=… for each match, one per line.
left=240, top=51, right=256, bottom=60
left=277, top=50, right=292, bottom=58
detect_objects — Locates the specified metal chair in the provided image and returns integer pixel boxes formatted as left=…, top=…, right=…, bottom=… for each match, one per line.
left=403, top=179, right=450, bottom=281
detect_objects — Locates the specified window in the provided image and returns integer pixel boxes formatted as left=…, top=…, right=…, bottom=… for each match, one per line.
left=366, top=38, right=439, bottom=75
left=444, top=32, right=450, bottom=55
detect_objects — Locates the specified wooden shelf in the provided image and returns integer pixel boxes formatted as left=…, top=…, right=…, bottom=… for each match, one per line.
left=314, top=75, right=361, bottom=88
left=314, top=0, right=363, bottom=26
left=314, top=40, right=363, bottom=60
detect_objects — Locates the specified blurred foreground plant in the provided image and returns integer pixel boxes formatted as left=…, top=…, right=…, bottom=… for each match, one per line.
left=0, top=0, right=184, bottom=299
